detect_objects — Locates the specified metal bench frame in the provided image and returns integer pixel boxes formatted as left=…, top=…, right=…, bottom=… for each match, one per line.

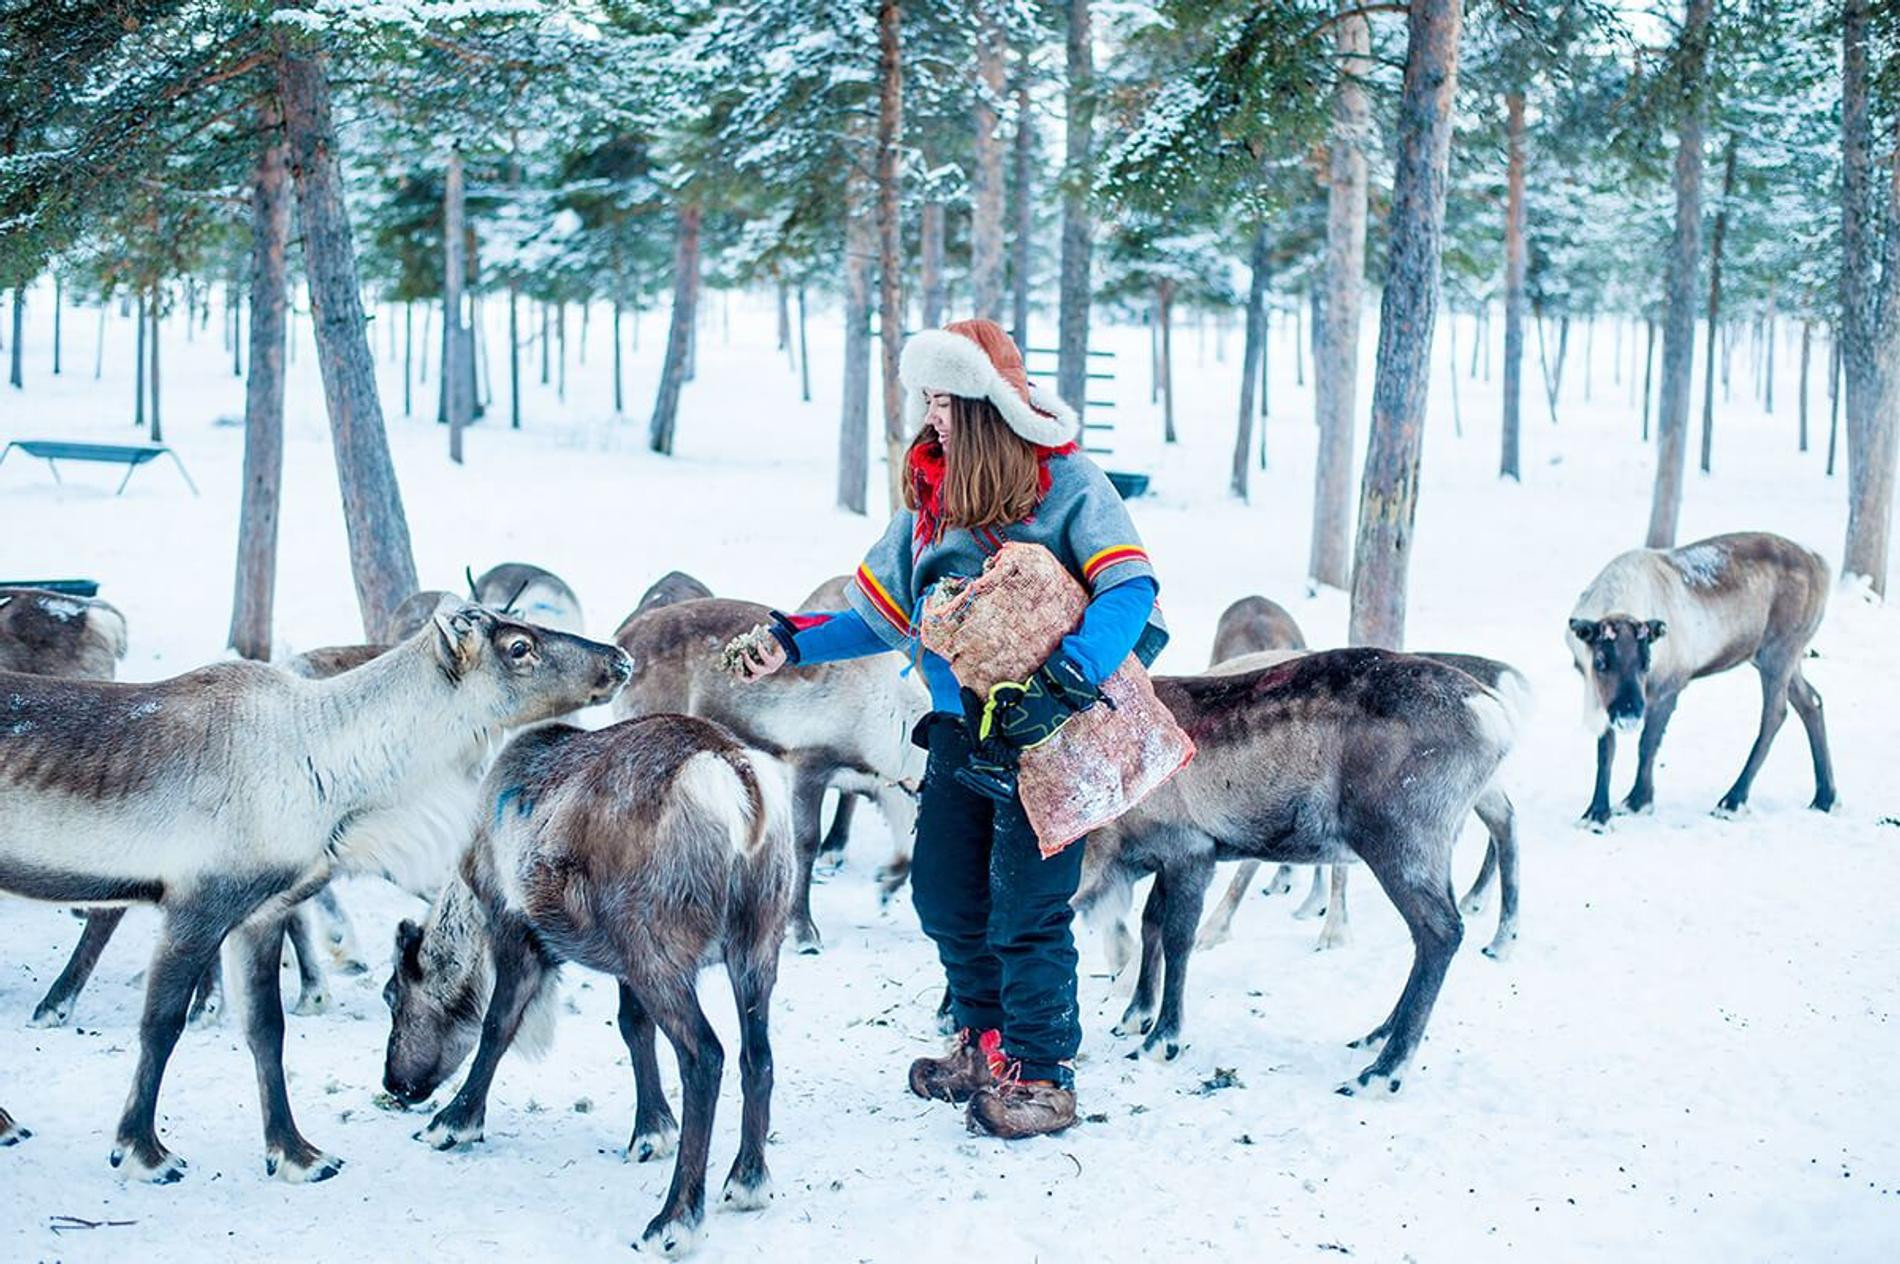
left=0, top=440, right=200, bottom=497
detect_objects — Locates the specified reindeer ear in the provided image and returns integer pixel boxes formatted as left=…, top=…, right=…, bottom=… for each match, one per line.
left=432, top=607, right=481, bottom=679
left=1641, top=619, right=1668, bottom=642
left=1568, top=618, right=1598, bottom=644
left=0, top=596, right=11, bottom=611
left=396, top=918, right=424, bottom=976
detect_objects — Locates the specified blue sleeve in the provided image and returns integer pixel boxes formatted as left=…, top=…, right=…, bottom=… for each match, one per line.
left=787, top=609, right=892, bottom=665
left=1056, top=576, right=1158, bottom=687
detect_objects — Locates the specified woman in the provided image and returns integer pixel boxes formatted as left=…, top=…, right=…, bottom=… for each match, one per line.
left=734, top=319, right=1166, bottom=1139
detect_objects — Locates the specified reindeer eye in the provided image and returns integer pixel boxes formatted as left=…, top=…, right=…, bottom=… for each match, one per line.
left=505, top=637, right=533, bottom=661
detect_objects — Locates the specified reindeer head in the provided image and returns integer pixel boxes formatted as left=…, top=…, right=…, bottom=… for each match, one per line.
left=1568, top=615, right=1667, bottom=732
left=381, top=881, right=489, bottom=1104
left=428, top=603, right=632, bottom=725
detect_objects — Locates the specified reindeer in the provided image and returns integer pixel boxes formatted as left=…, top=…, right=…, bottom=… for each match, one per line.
left=0, top=588, right=128, bottom=679
left=471, top=562, right=584, bottom=634
left=1071, top=650, right=1517, bottom=1093
left=612, top=596, right=926, bottom=953
left=0, top=607, right=630, bottom=1178
left=1568, top=531, right=1835, bottom=829
left=635, top=570, right=715, bottom=617
left=383, top=714, right=793, bottom=1259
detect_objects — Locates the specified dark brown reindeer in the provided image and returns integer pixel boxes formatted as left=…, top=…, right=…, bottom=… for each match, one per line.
left=1568, top=532, right=1835, bottom=829
left=0, top=608, right=630, bottom=1177
left=635, top=570, right=716, bottom=616
left=612, top=596, right=925, bottom=952
left=383, top=715, right=794, bottom=1259
left=1072, top=650, right=1518, bottom=1093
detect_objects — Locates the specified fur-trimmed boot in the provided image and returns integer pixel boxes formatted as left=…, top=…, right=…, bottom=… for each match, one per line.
left=908, top=1028, right=1001, bottom=1103
left=965, top=1073, right=1077, bottom=1140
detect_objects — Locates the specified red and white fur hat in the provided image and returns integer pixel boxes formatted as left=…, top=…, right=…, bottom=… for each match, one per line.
left=898, top=318, right=1080, bottom=448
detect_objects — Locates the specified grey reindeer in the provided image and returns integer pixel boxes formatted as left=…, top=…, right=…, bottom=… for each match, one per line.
left=0, top=607, right=630, bottom=1177
left=1568, top=531, right=1836, bottom=829
left=612, top=595, right=926, bottom=953
left=1072, top=649, right=1518, bottom=1094
left=382, top=714, right=794, bottom=1260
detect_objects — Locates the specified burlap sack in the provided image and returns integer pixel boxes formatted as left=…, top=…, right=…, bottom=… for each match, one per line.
left=920, top=542, right=1194, bottom=856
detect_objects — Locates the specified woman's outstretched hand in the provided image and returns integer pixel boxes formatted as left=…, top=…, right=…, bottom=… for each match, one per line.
left=723, top=625, right=788, bottom=682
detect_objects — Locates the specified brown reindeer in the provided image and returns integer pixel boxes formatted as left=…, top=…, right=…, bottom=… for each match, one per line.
left=635, top=570, right=716, bottom=616
left=1072, top=650, right=1517, bottom=1093
left=383, top=715, right=793, bottom=1259
left=1568, top=531, right=1835, bottom=828
left=0, top=608, right=630, bottom=1178
left=612, top=596, right=925, bottom=952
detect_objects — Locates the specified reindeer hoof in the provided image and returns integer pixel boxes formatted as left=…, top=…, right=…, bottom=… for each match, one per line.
left=187, top=995, right=223, bottom=1030
left=628, top=1125, right=678, bottom=1163
left=0, top=1119, right=29, bottom=1146
left=267, top=1146, right=345, bottom=1183
left=721, top=1172, right=774, bottom=1211
left=111, top=1142, right=188, bottom=1184
left=1577, top=813, right=1612, bottom=835
left=1347, top=1023, right=1391, bottom=1051
left=1139, top=1035, right=1181, bottom=1063
left=1458, top=893, right=1489, bottom=917
left=1110, top=1009, right=1153, bottom=1039
left=1712, top=800, right=1749, bottom=820
left=1809, top=795, right=1838, bottom=814
left=291, top=988, right=331, bottom=1017
left=1193, top=927, right=1230, bottom=952
left=1314, top=930, right=1350, bottom=952
left=415, top=1113, right=482, bottom=1150
left=28, top=1000, right=73, bottom=1029
left=638, top=1213, right=704, bottom=1258
left=1336, top=1067, right=1403, bottom=1097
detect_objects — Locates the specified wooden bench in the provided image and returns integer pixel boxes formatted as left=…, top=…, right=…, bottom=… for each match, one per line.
left=0, top=440, right=199, bottom=497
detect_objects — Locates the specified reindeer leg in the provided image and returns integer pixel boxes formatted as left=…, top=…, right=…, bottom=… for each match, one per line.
left=1787, top=667, right=1836, bottom=812
left=418, top=923, right=549, bottom=1150
left=871, top=781, right=916, bottom=905
left=232, top=912, right=342, bottom=1182
left=1623, top=689, right=1679, bottom=814
left=312, top=885, right=367, bottom=974
left=1291, top=865, right=1328, bottom=919
left=814, top=790, right=855, bottom=876
left=1112, top=872, right=1165, bottom=1039
left=1194, top=860, right=1257, bottom=951
left=1459, top=837, right=1498, bottom=916
left=1717, top=662, right=1794, bottom=816
left=1139, top=851, right=1214, bottom=1062
left=1265, top=863, right=1296, bottom=896
left=720, top=949, right=780, bottom=1211
left=1339, top=842, right=1463, bottom=1097
left=32, top=906, right=127, bottom=1027
left=110, top=904, right=240, bottom=1182
left=186, top=955, right=223, bottom=1028
left=285, top=904, right=329, bottom=1015
left=1471, top=787, right=1519, bottom=959
left=616, top=984, right=677, bottom=1163
left=1315, top=866, right=1352, bottom=950
left=0, top=1105, right=26, bottom=1146
left=1581, top=729, right=1616, bottom=830
left=787, top=764, right=831, bottom=954
left=639, top=981, right=725, bottom=1258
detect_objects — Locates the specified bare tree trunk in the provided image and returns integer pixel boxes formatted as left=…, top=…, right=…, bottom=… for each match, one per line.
left=95, top=302, right=105, bottom=381
left=418, top=301, right=429, bottom=383
left=508, top=283, right=520, bottom=428
left=230, top=122, right=291, bottom=661
left=148, top=289, right=163, bottom=442
left=1448, top=305, right=1462, bottom=437
left=7, top=288, right=21, bottom=389
left=1842, top=0, right=1898, bottom=594
left=232, top=288, right=243, bottom=377
left=1645, top=0, right=1712, bottom=549
left=1232, top=223, right=1270, bottom=497
left=444, top=147, right=470, bottom=464
left=557, top=300, right=567, bottom=401
left=403, top=299, right=413, bottom=417
left=613, top=296, right=624, bottom=414
left=971, top=1, right=1007, bottom=322
left=1057, top=0, right=1094, bottom=420
left=1642, top=315, right=1657, bottom=440
left=776, top=277, right=792, bottom=356
left=1535, top=312, right=1568, bottom=423
left=1010, top=68, right=1033, bottom=349
left=1297, top=289, right=1308, bottom=386
left=1827, top=329, right=1843, bottom=476
left=1699, top=138, right=1736, bottom=475
left=1158, top=280, right=1176, bottom=443
left=841, top=171, right=875, bottom=514
left=876, top=0, right=907, bottom=511
left=648, top=201, right=701, bottom=455
left=1798, top=320, right=1812, bottom=452
left=1764, top=295, right=1776, bottom=413
left=51, top=274, right=61, bottom=376
left=539, top=300, right=549, bottom=385
left=920, top=199, right=946, bottom=328
left=1500, top=90, right=1526, bottom=480
left=1347, top=0, right=1463, bottom=650
left=1309, top=1, right=1370, bottom=590
left=798, top=282, right=812, bottom=403
left=276, top=36, right=419, bottom=635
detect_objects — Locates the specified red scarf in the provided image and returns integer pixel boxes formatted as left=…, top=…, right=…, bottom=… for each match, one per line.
left=908, top=435, right=1080, bottom=544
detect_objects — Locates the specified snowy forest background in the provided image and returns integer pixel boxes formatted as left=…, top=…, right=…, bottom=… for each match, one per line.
left=3, top=2, right=1900, bottom=1262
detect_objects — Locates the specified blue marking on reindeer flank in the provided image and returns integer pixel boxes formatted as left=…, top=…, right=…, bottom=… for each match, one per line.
left=495, top=786, right=534, bottom=824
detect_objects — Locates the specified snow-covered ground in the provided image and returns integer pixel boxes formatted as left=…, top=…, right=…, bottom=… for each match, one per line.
left=2, top=286, right=1896, bottom=1262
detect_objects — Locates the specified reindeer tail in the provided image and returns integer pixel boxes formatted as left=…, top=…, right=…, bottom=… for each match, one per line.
left=674, top=747, right=792, bottom=861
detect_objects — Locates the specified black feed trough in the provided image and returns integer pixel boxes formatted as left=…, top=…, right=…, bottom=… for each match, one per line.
left=0, top=580, right=100, bottom=597
left=1106, top=471, right=1151, bottom=500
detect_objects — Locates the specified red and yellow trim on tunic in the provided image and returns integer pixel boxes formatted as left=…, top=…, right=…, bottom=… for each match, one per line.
left=855, top=564, right=912, bottom=635
left=1081, top=545, right=1150, bottom=585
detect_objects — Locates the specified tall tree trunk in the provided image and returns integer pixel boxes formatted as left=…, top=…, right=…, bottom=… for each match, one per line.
left=648, top=202, right=702, bottom=455
left=403, top=299, right=413, bottom=417
left=1698, top=137, right=1737, bottom=474
left=230, top=122, right=291, bottom=662
left=1158, top=279, right=1176, bottom=443
left=276, top=36, right=419, bottom=635
left=232, top=288, right=243, bottom=377
left=920, top=199, right=946, bottom=328
left=971, top=1, right=1007, bottom=322
left=876, top=0, right=907, bottom=511
left=148, top=290, right=162, bottom=442
left=1232, top=222, right=1270, bottom=497
left=539, top=300, right=550, bottom=385
left=1827, top=329, right=1843, bottom=476
left=1448, top=305, right=1463, bottom=437
left=613, top=296, right=624, bottom=415
left=776, top=277, right=792, bottom=355
left=134, top=289, right=146, bottom=426
left=508, top=284, right=520, bottom=428
left=95, top=302, right=105, bottom=380
left=797, top=283, right=812, bottom=404
left=1500, top=90, right=1527, bottom=480
left=7, top=288, right=21, bottom=388
left=444, top=147, right=470, bottom=463
left=1309, top=1, right=1370, bottom=589
left=1842, top=0, right=1898, bottom=594
left=557, top=301, right=567, bottom=401
left=52, top=273, right=61, bottom=376
left=841, top=170, right=875, bottom=513
left=1346, top=0, right=1464, bottom=650
left=1057, top=0, right=1094, bottom=420
left=1645, top=0, right=1712, bottom=550
left=1798, top=320, right=1812, bottom=452
left=1010, top=68, right=1034, bottom=348
left=1764, top=296, right=1776, bottom=413
left=1642, top=315, right=1657, bottom=440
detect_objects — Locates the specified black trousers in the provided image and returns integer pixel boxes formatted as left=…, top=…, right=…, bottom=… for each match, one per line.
left=909, top=714, right=1084, bottom=1087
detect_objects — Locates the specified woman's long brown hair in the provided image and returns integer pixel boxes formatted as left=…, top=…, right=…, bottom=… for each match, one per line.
left=905, top=394, right=1044, bottom=529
